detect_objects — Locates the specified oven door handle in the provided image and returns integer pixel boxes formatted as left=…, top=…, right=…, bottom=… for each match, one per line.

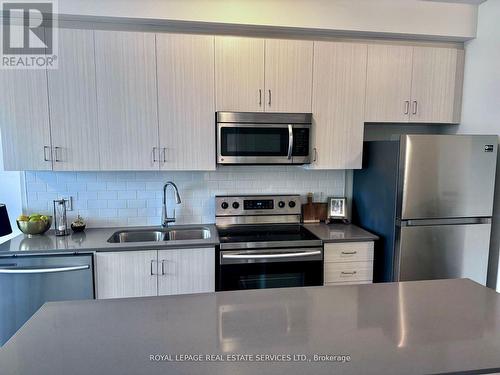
left=222, top=250, right=321, bottom=260
left=287, top=124, right=293, bottom=160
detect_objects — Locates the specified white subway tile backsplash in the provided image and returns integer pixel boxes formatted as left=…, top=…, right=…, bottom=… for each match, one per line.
left=24, top=168, right=345, bottom=228
left=127, top=199, right=147, bottom=209
left=117, top=191, right=137, bottom=200
left=107, top=200, right=127, bottom=209
left=98, top=191, right=118, bottom=200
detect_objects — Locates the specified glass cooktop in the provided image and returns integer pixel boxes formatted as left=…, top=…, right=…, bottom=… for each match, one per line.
left=217, top=225, right=319, bottom=244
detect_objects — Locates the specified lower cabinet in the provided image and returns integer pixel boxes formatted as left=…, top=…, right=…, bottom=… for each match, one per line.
left=95, top=247, right=215, bottom=299
left=323, top=242, right=374, bottom=285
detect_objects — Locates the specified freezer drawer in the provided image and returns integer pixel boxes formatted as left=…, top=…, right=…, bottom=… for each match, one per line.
left=0, top=254, right=94, bottom=346
left=400, top=135, right=497, bottom=219
left=396, top=223, right=491, bottom=284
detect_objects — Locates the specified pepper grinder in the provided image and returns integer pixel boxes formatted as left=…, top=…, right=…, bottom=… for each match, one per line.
left=53, top=199, right=69, bottom=236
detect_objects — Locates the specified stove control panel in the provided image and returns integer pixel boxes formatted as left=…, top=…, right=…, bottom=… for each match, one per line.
left=216, top=195, right=301, bottom=217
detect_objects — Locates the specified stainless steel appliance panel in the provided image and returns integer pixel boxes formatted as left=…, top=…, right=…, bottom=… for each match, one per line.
left=396, top=223, right=491, bottom=284
left=400, top=135, right=497, bottom=220
left=0, top=254, right=94, bottom=346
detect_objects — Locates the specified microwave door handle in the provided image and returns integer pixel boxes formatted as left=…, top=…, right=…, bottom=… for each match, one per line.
left=287, top=124, right=293, bottom=160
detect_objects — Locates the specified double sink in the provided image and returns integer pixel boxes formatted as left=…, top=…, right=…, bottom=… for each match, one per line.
left=107, top=226, right=211, bottom=244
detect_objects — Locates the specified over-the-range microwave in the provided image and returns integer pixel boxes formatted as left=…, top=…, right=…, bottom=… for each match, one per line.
left=216, top=112, right=312, bottom=165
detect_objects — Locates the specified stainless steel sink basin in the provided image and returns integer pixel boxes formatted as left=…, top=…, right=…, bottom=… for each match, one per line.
left=107, top=227, right=211, bottom=243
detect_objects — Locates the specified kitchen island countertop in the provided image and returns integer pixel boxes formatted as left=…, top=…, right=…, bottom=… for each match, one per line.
left=1, top=278, right=500, bottom=375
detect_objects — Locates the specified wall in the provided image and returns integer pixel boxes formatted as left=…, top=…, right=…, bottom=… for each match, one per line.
left=55, top=0, right=478, bottom=41
left=23, top=168, right=345, bottom=228
left=0, top=129, right=23, bottom=243
left=459, top=0, right=500, bottom=291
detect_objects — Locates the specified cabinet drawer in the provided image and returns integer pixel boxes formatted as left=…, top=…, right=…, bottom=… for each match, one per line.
left=324, top=242, right=374, bottom=263
left=324, top=261, right=373, bottom=283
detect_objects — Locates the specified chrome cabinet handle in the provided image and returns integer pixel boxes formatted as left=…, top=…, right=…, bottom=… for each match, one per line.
left=341, top=251, right=357, bottom=255
left=43, top=146, right=51, bottom=162
left=54, top=147, right=62, bottom=162
left=160, top=260, right=166, bottom=275
left=268, top=89, right=272, bottom=106
left=0, top=265, right=89, bottom=274
left=259, top=89, right=262, bottom=106
left=313, top=148, right=318, bottom=162
left=162, top=148, right=167, bottom=163
left=150, top=260, right=157, bottom=276
left=152, top=147, right=158, bottom=163
left=287, top=124, right=293, bottom=160
left=404, top=100, right=410, bottom=115
left=412, top=100, right=418, bottom=115
left=341, top=271, right=357, bottom=276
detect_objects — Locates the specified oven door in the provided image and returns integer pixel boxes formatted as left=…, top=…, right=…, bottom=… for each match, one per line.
left=217, top=124, right=310, bottom=165
left=217, top=247, right=323, bottom=291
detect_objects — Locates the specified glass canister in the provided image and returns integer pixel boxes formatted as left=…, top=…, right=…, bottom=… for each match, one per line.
left=53, top=199, right=69, bottom=236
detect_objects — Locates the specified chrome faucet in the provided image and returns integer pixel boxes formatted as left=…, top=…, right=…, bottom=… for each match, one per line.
left=161, top=181, right=182, bottom=227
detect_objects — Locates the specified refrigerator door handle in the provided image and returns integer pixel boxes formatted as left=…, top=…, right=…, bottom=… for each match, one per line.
left=399, top=217, right=491, bottom=227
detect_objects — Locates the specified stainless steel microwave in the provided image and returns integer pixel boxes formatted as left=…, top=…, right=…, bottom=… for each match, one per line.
left=216, top=112, right=312, bottom=165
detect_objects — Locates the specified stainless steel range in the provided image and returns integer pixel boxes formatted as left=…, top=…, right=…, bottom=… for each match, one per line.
left=215, top=194, right=323, bottom=291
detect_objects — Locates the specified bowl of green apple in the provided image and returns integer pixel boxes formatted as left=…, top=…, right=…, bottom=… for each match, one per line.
left=17, top=214, right=52, bottom=236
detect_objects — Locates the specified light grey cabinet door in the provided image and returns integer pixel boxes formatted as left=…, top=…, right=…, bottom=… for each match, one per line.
left=0, top=29, right=51, bottom=171
left=365, top=44, right=413, bottom=123
left=156, top=33, right=216, bottom=171
left=215, top=36, right=265, bottom=112
left=264, top=39, right=313, bottom=113
left=95, top=251, right=158, bottom=299
left=158, top=248, right=215, bottom=296
left=48, top=28, right=99, bottom=171
left=311, top=41, right=368, bottom=169
left=94, top=30, right=159, bottom=170
left=398, top=223, right=491, bottom=285
left=409, top=46, right=464, bottom=124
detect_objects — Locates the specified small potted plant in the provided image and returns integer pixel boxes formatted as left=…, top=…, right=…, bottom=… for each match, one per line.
left=71, top=215, right=86, bottom=233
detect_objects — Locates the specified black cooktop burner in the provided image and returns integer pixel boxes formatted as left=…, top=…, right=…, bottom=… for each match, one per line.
left=217, top=225, right=319, bottom=243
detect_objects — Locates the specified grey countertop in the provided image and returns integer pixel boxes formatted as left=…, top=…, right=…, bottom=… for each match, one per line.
left=0, top=224, right=220, bottom=256
left=0, top=223, right=376, bottom=256
left=304, top=223, right=378, bottom=242
left=2, top=279, right=500, bottom=375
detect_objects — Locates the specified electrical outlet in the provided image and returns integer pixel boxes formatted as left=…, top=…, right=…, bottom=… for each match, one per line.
left=60, top=196, right=73, bottom=211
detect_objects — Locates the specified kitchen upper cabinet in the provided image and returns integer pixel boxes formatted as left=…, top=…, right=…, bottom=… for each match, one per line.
left=95, top=251, right=158, bottom=299
left=47, top=28, right=99, bottom=171
left=311, top=42, right=368, bottom=169
left=94, top=30, right=159, bottom=170
left=365, top=44, right=464, bottom=124
left=215, top=36, right=265, bottom=112
left=409, top=47, right=464, bottom=124
left=264, top=39, right=313, bottom=112
left=0, top=59, right=51, bottom=171
left=156, top=34, right=216, bottom=171
left=158, top=248, right=215, bottom=296
left=365, top=44, right=414, bottom=123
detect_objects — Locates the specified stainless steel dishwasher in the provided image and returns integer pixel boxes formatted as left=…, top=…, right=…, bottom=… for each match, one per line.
left=0, top=254, right=94, bottom=346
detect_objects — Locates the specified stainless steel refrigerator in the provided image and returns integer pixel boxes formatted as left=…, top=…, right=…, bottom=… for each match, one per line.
left=353, top=135, right=498, bottom=284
